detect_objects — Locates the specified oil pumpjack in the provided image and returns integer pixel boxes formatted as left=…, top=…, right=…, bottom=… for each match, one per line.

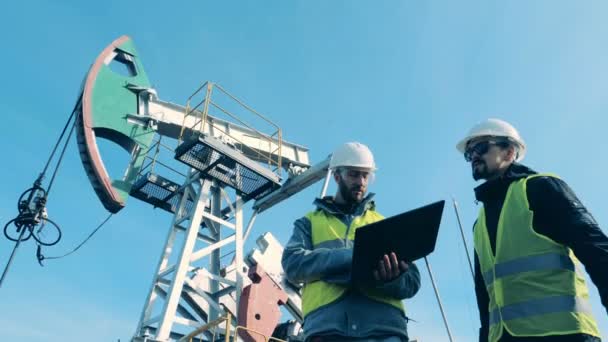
left=75, top=35, right=332, bottom=341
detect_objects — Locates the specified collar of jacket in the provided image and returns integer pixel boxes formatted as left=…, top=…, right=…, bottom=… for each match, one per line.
left=312, top=193, right=377, bottom=216
left=474, top=163, right=537, bottom=203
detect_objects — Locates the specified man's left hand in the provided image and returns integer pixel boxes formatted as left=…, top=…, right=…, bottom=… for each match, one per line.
left=373, top=252, right=409, bottom=282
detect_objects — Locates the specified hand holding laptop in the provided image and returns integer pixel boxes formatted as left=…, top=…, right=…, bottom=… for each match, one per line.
left=351, top=200, right=445, bottom=285
left=373, top=252, right=410, bottom=282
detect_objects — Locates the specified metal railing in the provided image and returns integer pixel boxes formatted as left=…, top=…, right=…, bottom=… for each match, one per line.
left=234, top=325, right=287, bottom=342
left=135, top=136, right=187, bottom=180
left=178, top=82, right=283, bottom=177
left=179, top=314, right=232, bottom=342
left=179, top=312, right=287, bottom=342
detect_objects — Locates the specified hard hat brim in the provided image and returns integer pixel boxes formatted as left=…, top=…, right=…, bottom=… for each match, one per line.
left=456, top=135, right=527, bottom=162
left=330, top=165, right=378, bottom=172
left=455, top=137, right=469, bottom=154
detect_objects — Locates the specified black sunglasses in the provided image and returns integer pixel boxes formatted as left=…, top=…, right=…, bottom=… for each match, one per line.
left=464, top=140, right=509, bottom=162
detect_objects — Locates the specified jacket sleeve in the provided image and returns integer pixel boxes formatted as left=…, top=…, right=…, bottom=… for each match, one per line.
left=281, top=216, right=353, bottom=284
left=368, top=261, right=421, bottom=300
left=527, top=176, right=608, bottom=315
left=475, top=252, right=489, bottom=342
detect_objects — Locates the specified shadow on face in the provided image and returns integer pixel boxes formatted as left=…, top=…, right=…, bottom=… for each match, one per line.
left=465, top=138, right=516, bottom=181
left=334, top=167, right=373, bottom=203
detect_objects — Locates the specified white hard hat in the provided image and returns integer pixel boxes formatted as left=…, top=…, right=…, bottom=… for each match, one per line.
left=456, top=118, right=527, bottom=161
left=329, top=142, right=376, bottom=171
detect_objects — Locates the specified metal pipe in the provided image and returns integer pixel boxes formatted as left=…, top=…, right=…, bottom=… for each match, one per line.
left=0, top=227, right=28, bottom=289
left=452, top=197, right=475, bottom=281
left=209, top=182, right=222, bottom=322
left=179, top=315, right=228, bottom=341
left=150, top=136, right=162, bottom=175
left=320, top=169, right=332, bottom=197
left=424, top=257, right=454, bottom=342
left=243, top=209, right=259, bottom=244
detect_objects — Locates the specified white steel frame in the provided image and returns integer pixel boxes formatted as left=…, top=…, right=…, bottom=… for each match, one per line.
left=134, top=168, right=244, bottom=341
left=133, top=155, right=331, bottom=341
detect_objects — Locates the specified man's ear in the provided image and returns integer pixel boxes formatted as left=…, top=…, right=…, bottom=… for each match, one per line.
left=333, top=170, right=341, bottom=183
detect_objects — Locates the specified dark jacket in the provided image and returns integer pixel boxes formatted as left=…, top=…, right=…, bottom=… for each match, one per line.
left=474, top=163, right=608, bottom=342
left=282, top=194, right=421, bottom=341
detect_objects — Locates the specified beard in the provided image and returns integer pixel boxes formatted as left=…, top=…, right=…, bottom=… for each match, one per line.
left=337, top=178, right=365, bottom=204
left=472, top=161, right=489, bottom=181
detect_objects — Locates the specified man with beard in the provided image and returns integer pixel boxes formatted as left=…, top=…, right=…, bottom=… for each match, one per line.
left=282, top=142, right=421, bottom=342
left=456, top=118, right=608, bottom=342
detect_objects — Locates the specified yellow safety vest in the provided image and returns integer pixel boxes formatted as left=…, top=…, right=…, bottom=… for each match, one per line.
left=301, top=208, right=405, bottom=317
left=474, top=174, right=600, bottom=342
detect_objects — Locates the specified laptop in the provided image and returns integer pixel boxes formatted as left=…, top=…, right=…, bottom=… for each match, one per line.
left=351, top=200, right=445, bottom=285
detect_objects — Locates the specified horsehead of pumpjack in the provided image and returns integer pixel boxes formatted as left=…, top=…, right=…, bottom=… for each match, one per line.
left=76, top=35, right=156, bottom=213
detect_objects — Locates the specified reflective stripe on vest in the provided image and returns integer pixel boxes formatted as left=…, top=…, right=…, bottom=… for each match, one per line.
left=301, top=209, right=405, bottom=317
left=482, top=252, right=576, bottom=287
left=473, top=173, right=600, bottom=342
left=489, top=295, right=594, bottom=326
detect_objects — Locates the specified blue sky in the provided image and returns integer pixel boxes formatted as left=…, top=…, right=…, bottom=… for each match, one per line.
left=1, top=1, right=607, bottom=341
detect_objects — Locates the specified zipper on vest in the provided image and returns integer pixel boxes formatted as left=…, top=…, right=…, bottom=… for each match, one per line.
left=343, top=214, right=353, bottom=243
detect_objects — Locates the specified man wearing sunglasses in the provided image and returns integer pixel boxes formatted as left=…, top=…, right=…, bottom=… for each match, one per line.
left=282, top=142, right=421, bottom=342
left=457, top=118, right=608, bottom=342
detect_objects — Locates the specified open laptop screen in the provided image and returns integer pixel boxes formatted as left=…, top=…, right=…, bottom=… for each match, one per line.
left=351, top=200, right=445, bottom=285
